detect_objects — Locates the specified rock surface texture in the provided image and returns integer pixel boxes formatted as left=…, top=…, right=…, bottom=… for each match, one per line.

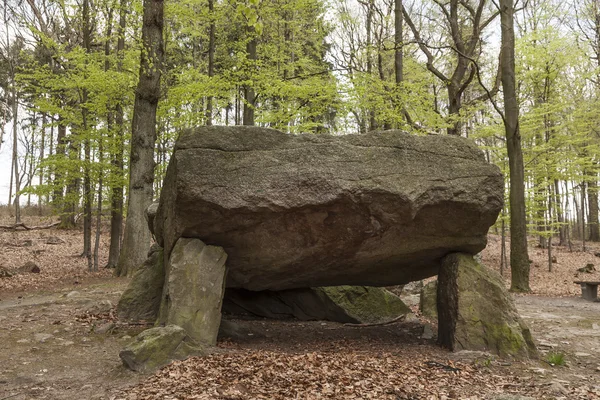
left=119, top=325, right=204, bottom=372
left=437, top=253, right=537, bottom=358
left=117, top=244, right=165, bottom=322
left=419, top=280, right=438, bottom=320
left=157, top=238, right=228, bottom=346
left=223, top=286, right=411, bottom=324
left=154, top=126, right=503, bottom=291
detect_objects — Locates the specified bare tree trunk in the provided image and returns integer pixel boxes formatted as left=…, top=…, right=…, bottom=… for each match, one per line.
left=117, top=0, right=164, bottom=277
left=500, top=0, right=530, bottom=292
left=555, top=179, right=566, bottom=245
left=107, top=0, right=126, bottom=268
left=53, top=119, right=66, bottom=206
left=82, top=0, right=92, bottom=269
left=39, top=112, right=46, bottom=210
left=206, top=0, right=215, bottom=125
left=587, top=168, right=599, bottom=241
left=500, top=215, right=506, bottom=276
left=12, top=91, right=21, bottom=224
left=581, top=182, right=587, bottom=251
left=243, top=31, right=257, bottom=126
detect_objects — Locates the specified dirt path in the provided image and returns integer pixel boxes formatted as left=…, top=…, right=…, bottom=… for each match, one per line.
left=0, top=278, right=144, bottom=400
left=514, top=295, right=600, bottom=387
left=1, top=279, right=599, bottom=399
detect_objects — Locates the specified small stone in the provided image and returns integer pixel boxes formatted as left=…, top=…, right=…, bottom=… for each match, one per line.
left=95, top=322, right=116, bottom=334
left=120, top=335, right=132, bottom=340
left=60, top=341, right=74, bottom=346
left=16, top=339, right=30, bottom=344
left=421, top=324, right=434, bottom=340
left=84, top=300, right=113, bottom=314
left=538, top=340, right=557, bottom=348
left=529, top=367, right=547, bottom=375
left=0, top=266, right=14, bottom=278
left=549, top=381, right=569, bottom=395
left=66, top=291, right=80, bottom=298
left=575, top=352, right=591, bottom=357
left=45, top=236, right=65, bottom=245
left=33, top=333, right=54, bottom=343
left=18, top=261, right=40, bottom=274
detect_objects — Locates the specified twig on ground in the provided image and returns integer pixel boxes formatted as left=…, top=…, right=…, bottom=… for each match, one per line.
left=0, top=221, right=60, bottom=230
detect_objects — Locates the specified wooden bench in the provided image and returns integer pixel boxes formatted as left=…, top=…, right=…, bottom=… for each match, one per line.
left=574, top=281, right=600, bottom=301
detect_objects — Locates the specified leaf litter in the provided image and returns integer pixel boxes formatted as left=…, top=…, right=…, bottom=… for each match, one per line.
left=1, top=218, right=600, bottom=400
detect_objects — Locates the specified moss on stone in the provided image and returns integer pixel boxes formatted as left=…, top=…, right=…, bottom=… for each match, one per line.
left=119, top=325, right=205, bottom=372
left=419, top=280, right=438, bottom=319
left=447, top=253, right=538, bottom=359
left=117, top=245, right=165, bottom=322
left=318, top=286, right=411, bottom=324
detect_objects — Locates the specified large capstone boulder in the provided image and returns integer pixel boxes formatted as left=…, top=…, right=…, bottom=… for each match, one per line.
left=157, top=238, right=227, bottom=346
left=437, top=253, right=537, bottom=359
left=154, top=126, right=503, bottom=291
left=223, top=286, right=411, bottom=324
left=117, top=244, right=165, bottom=322
left=119, top=325, right=204, bottom=372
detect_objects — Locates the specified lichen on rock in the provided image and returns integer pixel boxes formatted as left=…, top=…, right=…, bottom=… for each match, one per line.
left=117, top=244, right=165, bottom=322
left=438, top=253, right=537, bottom=359
left=119, top=325, right=205, bottom=372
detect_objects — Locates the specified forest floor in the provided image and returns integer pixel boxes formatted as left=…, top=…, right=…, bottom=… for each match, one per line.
left=0, top=211, right=599, bottom=399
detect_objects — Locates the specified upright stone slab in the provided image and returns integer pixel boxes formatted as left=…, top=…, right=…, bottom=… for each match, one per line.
left=117, top=244, right=165, bottom=322
left=437, top=253, right=537, bottom=359
left=158, top=238, right=227, bottom=346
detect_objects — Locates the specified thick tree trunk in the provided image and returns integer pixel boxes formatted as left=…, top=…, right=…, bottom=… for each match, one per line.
left=116, top=0, right=164, bottom=277
left=500, top=0, right=530, bottom=292
left=394, top=0, right=403, bottom=86
left=82, top=0, right=92, bottom=269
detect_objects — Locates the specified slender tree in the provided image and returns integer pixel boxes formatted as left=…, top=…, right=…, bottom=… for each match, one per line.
left=116, top=0, right=164, bottom=276
left=500, top=0, right=531, bottom=292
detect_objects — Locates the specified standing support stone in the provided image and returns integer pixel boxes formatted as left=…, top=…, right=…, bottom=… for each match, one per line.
left=437, top=255, right=459, bottom=350
left=158, top=238, right=228, bottom=346
left=117, top=244, right=165, bottom=322
left=437, top=253, right=537, bottom=359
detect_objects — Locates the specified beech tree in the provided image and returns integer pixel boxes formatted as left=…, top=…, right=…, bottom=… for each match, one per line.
left=500, top=0, right=530, bottom=291
left=116, top=0, right=164, bottom=277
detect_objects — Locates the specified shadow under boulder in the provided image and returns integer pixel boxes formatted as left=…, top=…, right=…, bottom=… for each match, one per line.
left=223, top=286, right=411, bottom=324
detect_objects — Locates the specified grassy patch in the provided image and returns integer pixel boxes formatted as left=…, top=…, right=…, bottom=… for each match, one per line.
left=546, top=351, right=566, bottom=366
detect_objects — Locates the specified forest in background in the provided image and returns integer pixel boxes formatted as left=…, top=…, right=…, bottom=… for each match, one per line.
left=1, top=0, right=599, bottom=287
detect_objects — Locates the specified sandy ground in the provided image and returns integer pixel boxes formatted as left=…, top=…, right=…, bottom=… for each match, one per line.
left=0, top=278, right=598, bottom=399
left=1, top=218, right=599, bottom=399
